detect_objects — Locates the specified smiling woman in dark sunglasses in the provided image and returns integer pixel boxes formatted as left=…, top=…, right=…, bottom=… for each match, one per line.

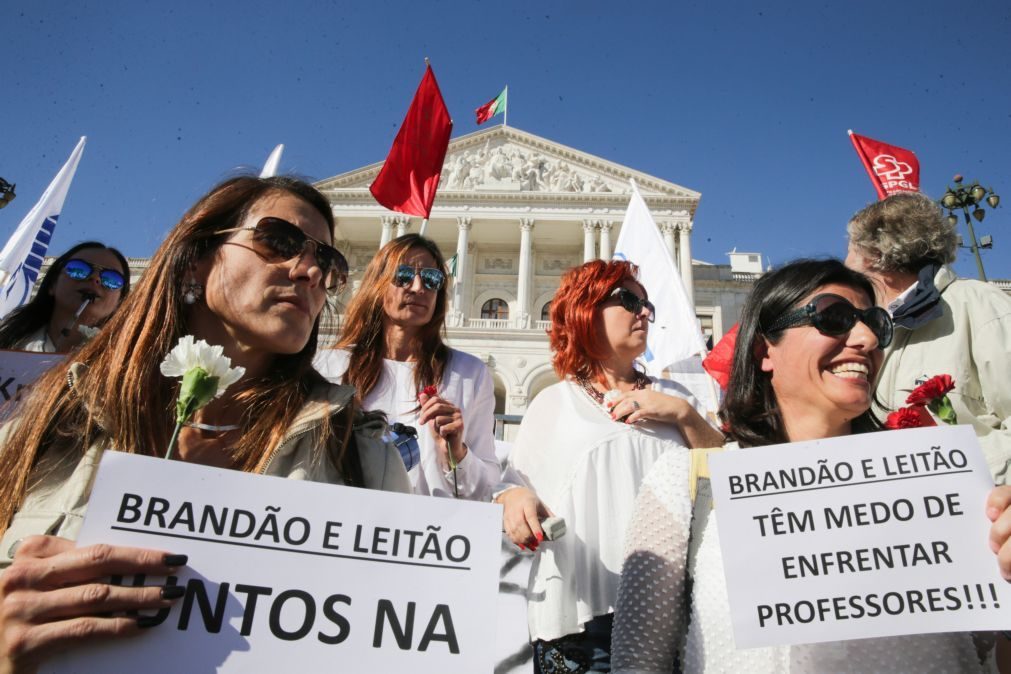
left=0, top=176, right=409, bottom=672
left=317, top=233, right=503, bottom=500
left=614, top=259, right=999, bottom=673
left=0, top=241, right=130, bottom=352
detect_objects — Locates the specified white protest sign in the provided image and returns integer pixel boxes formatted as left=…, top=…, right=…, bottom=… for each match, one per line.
left=708, top=425, right=1011, bottom=649
left=45, top=452, right=502, bottom=673
left=0, top=349, right=64, bottom=419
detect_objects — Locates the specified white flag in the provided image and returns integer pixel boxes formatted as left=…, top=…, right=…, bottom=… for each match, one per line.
left=612, top=178, right=707, bottom=375
left=259, top=144, right=284, bottom=178
left=0, top=136, right=87, bottom=319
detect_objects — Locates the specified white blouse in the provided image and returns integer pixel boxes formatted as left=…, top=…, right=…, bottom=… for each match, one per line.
left=314, top=348, right=501, bottom=500
left=508, top=378, right=700, bottom=642
left=613, top=449, right=995, bottom=674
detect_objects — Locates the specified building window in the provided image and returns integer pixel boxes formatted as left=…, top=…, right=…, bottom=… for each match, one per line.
left=540, top=301, right=552, bottom=321
left=481, top=298, right=509, bottom=320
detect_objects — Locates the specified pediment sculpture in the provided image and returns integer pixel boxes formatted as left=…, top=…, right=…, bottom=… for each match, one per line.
left=440, top=140, right=619, bottom=194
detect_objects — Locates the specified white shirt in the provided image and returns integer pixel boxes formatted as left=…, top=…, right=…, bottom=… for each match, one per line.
left=509, top=378, right=701, bottom=642
left=314, top=348, right=502, bottom=500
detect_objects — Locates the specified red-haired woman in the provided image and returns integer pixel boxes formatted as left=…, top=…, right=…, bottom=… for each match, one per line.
left=499, top=259, right=721, bottom=672
left=316, top=234, right=501, bottom=499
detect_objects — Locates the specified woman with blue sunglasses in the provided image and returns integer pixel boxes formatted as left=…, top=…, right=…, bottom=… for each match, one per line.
left=317, top=233, right=504, bottom=500
left=0, top=241, right=130, bottom=352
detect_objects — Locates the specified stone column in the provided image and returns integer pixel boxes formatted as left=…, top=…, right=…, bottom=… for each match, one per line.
left=582, top=220, right=596, bottom=262
left=677, top=223, right=694, bottom=301
left=450, top=217, right=472, bottom=326
left=395, top=216, right=410, bottom=238
left=660, top=221, right=677, bottom=258
left=517, top=218, right=535, bottom=329
left=599, top=221, right=613, bottom=260
left=380, top=216, right=395, bottom=248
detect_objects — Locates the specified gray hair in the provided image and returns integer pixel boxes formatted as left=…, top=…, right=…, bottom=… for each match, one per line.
left=846, top=192, right=957, bottom=274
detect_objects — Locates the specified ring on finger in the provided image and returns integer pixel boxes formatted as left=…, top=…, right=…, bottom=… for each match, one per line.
left=631, top=400, right=641, bottom=412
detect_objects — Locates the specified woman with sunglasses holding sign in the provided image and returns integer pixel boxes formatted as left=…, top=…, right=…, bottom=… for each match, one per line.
left=613, top=259, right=993, bottom=673
left=0, top=242, right=130, bottom=352
left=499, top=259, right=721, bottom=672
left=316, top=234, right=502, bottom=500
left=0, top=176, right=409, bottom=672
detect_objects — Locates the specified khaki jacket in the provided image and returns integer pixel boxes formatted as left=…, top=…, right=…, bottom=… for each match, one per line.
left=873, top=265, right=1011, bottom=483
left=0, top=367, right=411, bottom=568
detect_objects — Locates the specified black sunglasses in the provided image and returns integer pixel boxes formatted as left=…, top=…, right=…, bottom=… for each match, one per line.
left=763, top=293, right=893, bottom=348
left=63, top=259, right=126, bottom=290
left=216, top=217, right=348, bottom=292
left=607, top=287, right=656, bottom=323
left=393, top=265, right=446, bottom=291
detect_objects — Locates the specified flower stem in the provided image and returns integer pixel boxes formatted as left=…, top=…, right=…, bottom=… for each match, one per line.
left=166, top=420, right=183, bottom=461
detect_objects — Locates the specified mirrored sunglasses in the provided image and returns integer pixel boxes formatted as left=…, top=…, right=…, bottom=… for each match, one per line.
left=607, top=287, right=656, bottom=323
left=764, top=293, right=893, bottom=348
left=63, top=258, right=126, bottom=290
left=216, top=217, right=348, bottom=292
left=393, top=265, right=446, bottom=291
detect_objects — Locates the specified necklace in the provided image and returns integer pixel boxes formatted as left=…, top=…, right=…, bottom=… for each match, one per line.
left=185, top=421, right=241, bottom=433
left=576, top=370, right=650, bottom=405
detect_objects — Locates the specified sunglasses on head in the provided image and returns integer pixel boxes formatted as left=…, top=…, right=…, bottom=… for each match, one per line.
left=393, top=265, right=446, bottom=291
left=216, top=217, right=348, bottom=292
left=607, top=287, right=656, bottom=323
left=763, top=293, right=893, bottom=348
left=63, top=259, right=126, bottom=290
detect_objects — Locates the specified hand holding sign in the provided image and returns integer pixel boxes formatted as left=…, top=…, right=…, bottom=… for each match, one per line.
left=0, top=536, right=187, bottom=672
left=987, top=486, right=1011, bottom=582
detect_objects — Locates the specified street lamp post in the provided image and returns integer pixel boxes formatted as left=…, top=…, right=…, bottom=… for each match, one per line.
left=0, top=178, right=15, bottom=209
left=940, top=175, right=999, bottom=282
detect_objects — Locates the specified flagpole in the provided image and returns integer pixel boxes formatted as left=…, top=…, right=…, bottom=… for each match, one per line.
left=419, top=218, right=429, bottom=237
left=503, top=85, right=508, bottom=127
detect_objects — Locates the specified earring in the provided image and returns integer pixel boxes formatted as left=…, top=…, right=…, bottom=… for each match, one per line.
left=182, top=279, right=204, bottom=305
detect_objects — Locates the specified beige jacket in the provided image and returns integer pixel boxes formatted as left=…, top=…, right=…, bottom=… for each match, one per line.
left=0, top=367, right=411, bottom=568
left=873, top=265, right=1011, bottom=483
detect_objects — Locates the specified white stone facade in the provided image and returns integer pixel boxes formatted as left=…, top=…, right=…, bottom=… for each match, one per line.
left=316, top=125, right=754, bottom=421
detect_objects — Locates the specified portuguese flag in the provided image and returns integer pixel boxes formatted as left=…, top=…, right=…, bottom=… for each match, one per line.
left=475, top=86, right=507, bottom=125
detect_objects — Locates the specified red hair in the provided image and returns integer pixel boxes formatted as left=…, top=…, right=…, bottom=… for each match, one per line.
left=549, top=259, right=641, bottom=383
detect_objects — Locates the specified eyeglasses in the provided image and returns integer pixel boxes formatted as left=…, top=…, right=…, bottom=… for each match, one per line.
left=63, top=259, right=126, bottom=290
left=605, top=287, right=656, bottom=323
left=215, top=217, right=348, bottom=292
left=763, top=293, right=893, bottom=348
left=393, top=265, right=446, bottom=291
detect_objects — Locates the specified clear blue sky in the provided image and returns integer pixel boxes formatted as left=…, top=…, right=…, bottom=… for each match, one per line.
left=4, top=0, right=1010, bottom=279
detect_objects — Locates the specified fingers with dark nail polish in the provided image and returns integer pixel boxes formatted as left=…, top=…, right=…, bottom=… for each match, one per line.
left=160, top=585, right=185, bottom=600
left=163, top=554, right=188, bottom=567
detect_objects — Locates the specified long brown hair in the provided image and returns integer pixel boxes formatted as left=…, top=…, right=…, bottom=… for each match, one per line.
left=0, top=176, right=358, bottom=533
left=334, top=234, right=449, bottom=403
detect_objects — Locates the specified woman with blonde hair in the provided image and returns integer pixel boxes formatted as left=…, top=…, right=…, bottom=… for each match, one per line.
left=0, top=175, right=409, bottom=673
left=316, top=233, right=501, bottom=499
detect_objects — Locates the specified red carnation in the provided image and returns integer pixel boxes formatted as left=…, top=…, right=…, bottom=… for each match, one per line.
left=418, top=384, right=438, bottom=400
left=884, top=405, right=937, bottom=430
left=905, top=375, right=955, bottom=406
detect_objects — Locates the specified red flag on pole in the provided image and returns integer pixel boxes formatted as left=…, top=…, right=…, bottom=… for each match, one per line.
left=370, top=65, right=453, bottom=219
left=848, top=130, right=920, bottom=200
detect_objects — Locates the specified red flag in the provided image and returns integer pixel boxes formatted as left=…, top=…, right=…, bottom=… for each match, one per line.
left=370, top=65, right=453, bottom=219
left=848, top=131, right=920, bottom=200
left=702, top=323, right=738, bottom=391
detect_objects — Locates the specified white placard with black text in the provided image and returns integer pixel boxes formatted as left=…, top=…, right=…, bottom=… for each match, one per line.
left=45, top=452, right=502, bottom=673
left=0, top=349, right=64, bottom=419
left=708, top=425, right=1011, bottom=648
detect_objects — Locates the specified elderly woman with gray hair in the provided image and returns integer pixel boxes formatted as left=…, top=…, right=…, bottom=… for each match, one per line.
left=845, top=191, right=1011, bottom=483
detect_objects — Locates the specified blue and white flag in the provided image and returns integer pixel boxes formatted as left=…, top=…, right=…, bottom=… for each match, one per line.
left=259, top=144, right=284, bottom=178
left=612, top=178, right=708, bottom=375
left=0, top=136, right=87, bottom=319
